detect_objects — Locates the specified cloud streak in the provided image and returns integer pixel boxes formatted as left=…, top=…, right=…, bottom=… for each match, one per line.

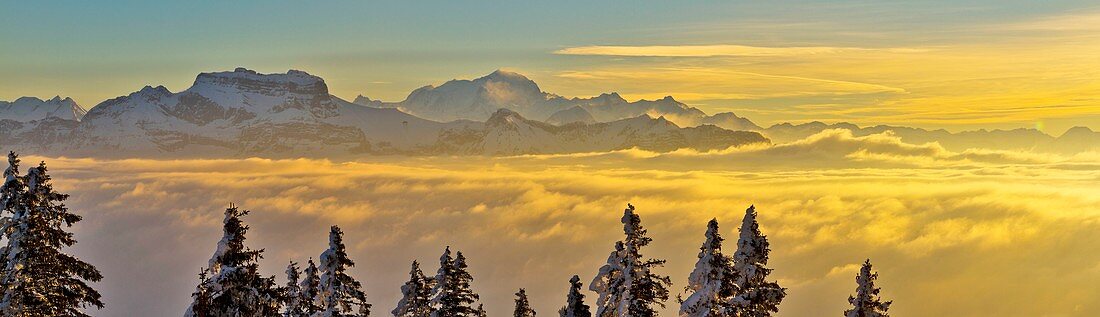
left=554, top=45, right=926, bottom=57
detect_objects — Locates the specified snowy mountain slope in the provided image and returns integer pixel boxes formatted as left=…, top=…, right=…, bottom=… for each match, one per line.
left=0, top=96, right=87, bottom=122
left=70, top=68, right=367, bottom=156
left=546, top=106, right=596, bottom=125
left=0, top=117, right=81, bottom=153
left=355, top=71, right=762, bottom=131
left=432, top=109, right=768, bottom=156
left=390, top=70, right=554, bottom=122
left=3, top=68, right=766, bottom=158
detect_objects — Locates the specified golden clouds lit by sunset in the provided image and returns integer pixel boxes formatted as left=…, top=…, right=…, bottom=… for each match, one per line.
left=38, top=130, right=1100, bottom=316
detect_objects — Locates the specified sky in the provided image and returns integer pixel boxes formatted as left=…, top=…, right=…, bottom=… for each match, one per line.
left=3, top=1, right=1100, bottom=134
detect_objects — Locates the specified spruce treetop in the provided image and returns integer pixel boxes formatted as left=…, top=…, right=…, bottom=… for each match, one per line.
left=729, top=205, right=785, bottom=317
left=679, top=218, right=736, bottom=317
left=513, top=288, right=536, bottom=317
left=317, top=225, right=370, bottom=317
left=844, top=259, right=891, bottom=317
left=559, top=275, right=591, bottom=317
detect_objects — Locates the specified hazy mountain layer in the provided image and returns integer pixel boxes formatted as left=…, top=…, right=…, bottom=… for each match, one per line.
left=354, top=70, right=761, bottom=131
left=4, top=68, right=1097, bottom=157
left=763, top=121, right=1100, bottom=154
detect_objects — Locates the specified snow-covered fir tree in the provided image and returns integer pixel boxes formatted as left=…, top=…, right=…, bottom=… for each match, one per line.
left=185, top=205, right=282, bottom=317
left=728, top=205, right=785, bottom=317
left=0, top=157, right=104, bottom=317
left=189, top=268, right=215, bottom=316
left=285, top=261, right=308, bottom=317
left=844, top=260, right=891, bottom=317
left=0, top=152, right=25, bottom=284
left=559, top=275, right=590, bottom=317
left=590, top=242, right=624, bottom=317
left=475, top=304, right=487, bottom=317
left=430, top=247, right=481, bottom=317
left=301, top=258, right=324, bottom=316
left=393, top=261, right=434, bottom=317
left=679, top=219, right=736, bottom=317
left=591, top=204, right=671, bottom=317
left=0, top=152, right=25, bottom=223
left=317, top=225, right=371, bottom=317
left=514, top=288, right=536, bottom=317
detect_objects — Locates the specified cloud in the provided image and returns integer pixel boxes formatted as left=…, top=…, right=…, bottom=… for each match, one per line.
left=503, top=129, right=1066, bottom=171
left=553, top=45, right=926, bottom=57
left=555, top=68, right=906, bottom=100
left=22, top=135, right=1100, bottom=316
left=540, top=30, right=1100, bottom=132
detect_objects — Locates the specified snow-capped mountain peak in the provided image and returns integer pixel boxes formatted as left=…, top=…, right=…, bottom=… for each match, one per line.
left=365, top=70, right=761, bottom=131
left=396, top=70, right=551, bottom=122
left=0, top=95, right=88, bottom=122
left=4, top=68, right=771, bottom=158
left=481, top=69, right=537, bottom=86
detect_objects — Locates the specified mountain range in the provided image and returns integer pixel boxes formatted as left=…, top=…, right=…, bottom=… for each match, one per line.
left=0, top=68, right=767, bottom=158
left=353, top=70, right=762, bottom=131
left=1, top=67, right=1097, bottom=158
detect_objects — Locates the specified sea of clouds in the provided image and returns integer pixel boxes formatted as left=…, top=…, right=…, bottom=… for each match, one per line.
left=28, top=129, right=1100, bottom=316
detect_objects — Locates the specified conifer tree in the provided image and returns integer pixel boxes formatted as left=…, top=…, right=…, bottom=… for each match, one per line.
left=589, top=242, right=624, bottom=317
left=301, top=258, right=324, bottom=316
left=0, top=152, right=25, bottom=221
left=189, top=268, right=214, bottom=316
left=728, top=205, right=785, bottom=317
left=185, top=205, right=282, bottom=317
left=393, top=261, right=434, bottom=317
left=0, top=152, right=25, bottom=284
left=514, top=288, right=536, bottom=317
left=475, top=304, right=487, bottom=317
left=591, top=204, right=670, bottom=317
left=430, top=247, right=481, bottom=317
left=844, top=260, right=891, bottom=317
left=285, top=261, right=308, bottom=317
left=317, top=225, right=371, bottom=317
left=679, top=219, right=736, bottom=317
left=559, top=275, right=590, bottom=317
left=0, top=158, right=104, bottom=317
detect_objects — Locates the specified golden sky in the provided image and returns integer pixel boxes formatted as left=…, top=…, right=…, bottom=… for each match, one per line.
left=3, top=2, right=1099, bottom=134
left=544, top=11, right=1100, bottom=134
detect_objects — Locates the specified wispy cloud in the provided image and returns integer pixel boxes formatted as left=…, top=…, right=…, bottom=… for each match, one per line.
left=540, top=28, right=1100, bottom=132
left=554, top=44, right=927, bottom=57
left=548, top=66, right=906, bottom=108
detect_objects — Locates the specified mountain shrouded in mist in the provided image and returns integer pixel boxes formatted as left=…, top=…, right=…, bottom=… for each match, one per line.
left=3, top=67, right=1099, bottom=158
left=355, top=70, right=762, bottom=131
